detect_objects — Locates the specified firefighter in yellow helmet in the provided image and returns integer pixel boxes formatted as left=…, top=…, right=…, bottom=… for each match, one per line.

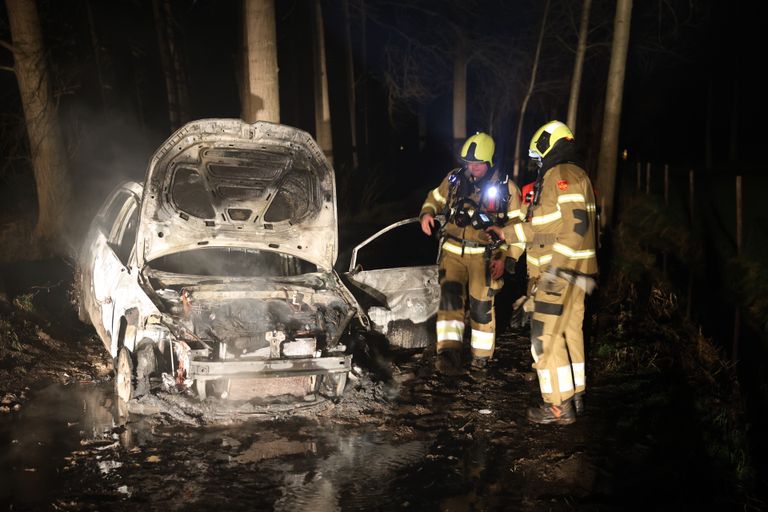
left=488, top=121, right=598, bottom=424
left=420, top=132, right=524, bottom=375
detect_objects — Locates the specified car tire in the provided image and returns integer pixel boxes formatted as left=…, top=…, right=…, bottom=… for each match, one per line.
left=115, top=346, right=135, bottom=403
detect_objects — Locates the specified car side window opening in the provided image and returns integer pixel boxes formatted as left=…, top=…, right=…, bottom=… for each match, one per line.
left=98, top=190, right=133, bottom=235
left=115, top=205, right=139, bottom=266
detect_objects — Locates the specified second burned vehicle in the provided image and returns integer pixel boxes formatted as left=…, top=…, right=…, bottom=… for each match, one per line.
left=77, top=119, right=439, bottom=404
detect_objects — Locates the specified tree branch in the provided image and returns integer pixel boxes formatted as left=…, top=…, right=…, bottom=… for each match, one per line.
left=0, top=39, right=16, bottom=54
left=0, top=65, right=15, bottom=73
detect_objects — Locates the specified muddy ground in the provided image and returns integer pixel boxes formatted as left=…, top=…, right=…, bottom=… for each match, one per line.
left=0, top=260, right=763, bottom=511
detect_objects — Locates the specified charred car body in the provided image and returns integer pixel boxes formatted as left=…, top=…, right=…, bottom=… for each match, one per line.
left=78, top=120, right=439, bottom=403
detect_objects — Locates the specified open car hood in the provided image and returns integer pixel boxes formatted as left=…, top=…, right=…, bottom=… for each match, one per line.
left=136, top=120, right=338, bottom=271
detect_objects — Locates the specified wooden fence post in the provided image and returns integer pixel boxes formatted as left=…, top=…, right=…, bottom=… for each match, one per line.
left=733, top=175, right=742, bottom=361
left=645, top=162, right=651, bottom=195
left=662, top=164, right=669, bottom=276
left=686, top=169, right=694, bottom=319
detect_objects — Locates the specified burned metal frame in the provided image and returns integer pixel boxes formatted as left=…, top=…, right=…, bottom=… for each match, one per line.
left=348, top=217, right=421, bottom=272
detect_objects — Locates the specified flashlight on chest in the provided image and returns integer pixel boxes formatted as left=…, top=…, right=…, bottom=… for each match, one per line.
left=483, top=184, right=499, bottom=212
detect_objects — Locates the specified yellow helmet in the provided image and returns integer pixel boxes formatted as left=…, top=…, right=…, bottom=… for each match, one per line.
left=460, top=132, right=495, bottom=166
left=529, top=120, right=574, bottom=159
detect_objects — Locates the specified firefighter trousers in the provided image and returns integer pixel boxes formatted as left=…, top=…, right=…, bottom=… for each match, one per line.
left=530, top=277, right=586, bottom=405
left=436, top=247, right=503, bottom=359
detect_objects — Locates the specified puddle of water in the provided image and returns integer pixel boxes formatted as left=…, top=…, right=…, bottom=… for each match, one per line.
left=3, top=380, right=551, bottom=511
left=0, top=382, right=123, bottom=507
left=269, top=431, right=427, bottom=512
left=0, top=383, right=438, bottom=510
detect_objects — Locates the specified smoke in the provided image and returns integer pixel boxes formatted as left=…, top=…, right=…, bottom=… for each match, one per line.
left=61, top=103, right=167, bottom=256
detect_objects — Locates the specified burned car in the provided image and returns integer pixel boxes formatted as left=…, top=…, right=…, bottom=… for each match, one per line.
left=77, top=119, right=439, bottom=404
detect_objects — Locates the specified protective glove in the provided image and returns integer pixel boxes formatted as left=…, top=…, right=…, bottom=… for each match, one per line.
left=571, top=273, right=597, bottom=294
left=541, top=267, right=597, bottom=294
left=539, top=267, right=566, bottom=294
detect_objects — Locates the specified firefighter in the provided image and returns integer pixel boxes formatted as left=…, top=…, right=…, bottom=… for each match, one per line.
left=420, top=132, right=524, bottom=376
left=488, top=121, right=597, bottom=424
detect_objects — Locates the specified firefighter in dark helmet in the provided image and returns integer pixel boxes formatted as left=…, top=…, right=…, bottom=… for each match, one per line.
left=420, top=132, right=524, bottom=376
left=489, top=121, right=597, bottom=424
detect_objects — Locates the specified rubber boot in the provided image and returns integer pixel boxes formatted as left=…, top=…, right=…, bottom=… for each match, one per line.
left=435, top=349, right=463, bottom=377
left=527, top=398, right=576, bottom=425
left=573, top=391, right=585, bottom=415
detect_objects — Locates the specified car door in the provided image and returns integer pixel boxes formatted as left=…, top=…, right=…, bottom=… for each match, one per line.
left=342, top=218, right=440, bottom=349
left=79, top=182, right=142, bottom=356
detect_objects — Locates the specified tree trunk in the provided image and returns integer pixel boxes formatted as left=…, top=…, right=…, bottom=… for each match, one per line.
left=6, top=0, right=72, bottom=251
left=313, top=0, right=333, bottom=165
left=596, top=0, right=633, bottom=228
left=513, top=0, right=550, bottom=180
left=705, top=75, right=713, bottom=170
left=152, top=0, right=180, bottom=129
left=341, top=0, right=358, bottom=168
left=729, top=75, right=739, bottom=166
left=163, top=0, right=189, bottom=125
left=452, top=35, right=467, bottom=156
left=242, top=0, right=280, bottom=123
left=358, top=0, right=369, bottom=168
left=85, top=0, right=107, bottom=114
left=566, top=0, right=591, bottom=135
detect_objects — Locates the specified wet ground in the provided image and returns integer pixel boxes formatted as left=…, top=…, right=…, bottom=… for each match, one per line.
left=1, top=257, right=763, bottom=511
left=1, top=326, right=754, bottom=511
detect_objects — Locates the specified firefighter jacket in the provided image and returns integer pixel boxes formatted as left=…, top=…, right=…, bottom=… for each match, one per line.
left=420, top=168, right=524, bottom=261
left=505, top=162, right=597, bottom=275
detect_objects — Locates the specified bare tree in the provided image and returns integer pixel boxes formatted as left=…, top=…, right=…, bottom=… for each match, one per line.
left=596, top=0, right=633, bottom=227
left=3, top=0, right=72, bottom=252
left=153, top=0, right=189, bottom=130
left=452, top=34, right=466, bottom=154
left=85, top=0, right=107, bottom=114
left=153, top=0, right=179, bottom=129
left=313, top=0, right=333, bottom=165
left=512, top=0, right=550, bottom=180
left=242, top=0, right=280, bottom=122
left=341, top=0, right=358, bottom=168
left=164, top=0, right=189, bottom=125
left=566, top=0, right=591, bottom=134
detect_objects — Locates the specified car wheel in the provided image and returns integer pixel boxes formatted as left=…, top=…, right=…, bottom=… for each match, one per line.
left=115, top=346, right=135, bottom=403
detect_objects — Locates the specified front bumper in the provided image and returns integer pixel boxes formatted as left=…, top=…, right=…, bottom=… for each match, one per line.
left=188, top=355, right=352, bottom=381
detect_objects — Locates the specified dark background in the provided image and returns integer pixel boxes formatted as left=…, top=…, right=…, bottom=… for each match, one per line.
left=1, top=0, right=765, bottom=221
